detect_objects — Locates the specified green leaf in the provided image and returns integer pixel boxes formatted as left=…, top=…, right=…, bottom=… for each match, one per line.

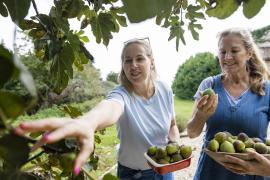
left=0, top=45, right=14, bottom=88
left=206, top=0, right=239, bottom=19
left=196, top=0, right=208, bottom=8
left=29, top=132, right=43, bottom=138
left=94, top=135, right=101, bottom=144
left=0, top=171, right=39, bottom=180
left=50, top=7, right=70, bottom=33
left=54, top=0, right=83, bottom=18
left=188, top=23, right=202, bottom=40
left=0, top=46, right=36, bottom=97
left=155, top=11, right=170, bottom=26
left=89, top=153, right=99, bottom=170
left=189, top=26, right=199, bottom=40
left=74, top=52, right=88, bottom=70
left=33, top=14, right=55, bottom=33
left=45, top=139, right=78, bottom=153
left=0, top=2, right=8, bottom=17
left=90, top=13, right=116, bottom=46
left=168, top=24, right=185, bottom=51
left=50, top=43, right=74, bottom=94
left=18, top=19, right=41, bottom=30
left=80, top=18, right=89, bottom=29
left=2, top=0, right=31, bottom=23
left=122, top=0, right=176, bottom=23
left=59, top=105, right=82, bottom=118
left=243, top=0, right=265, bottom=19
left=102, top=173, right=119, bottom=180
left=0, top=90, right=26, bottom=119
left=67, top=32, right=81, bottom=51
left=0, top=133, right=30, bottom=170
left=48, top=39, right=62, bottom=58
left=110, top=9, right=127, bottom=27
left=80, top=43, right=94, bottom=62
left=80, top=36, right=89, bottom=43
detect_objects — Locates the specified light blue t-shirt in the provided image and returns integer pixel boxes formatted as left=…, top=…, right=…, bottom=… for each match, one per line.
left=106, top=80, right=175, bottom=170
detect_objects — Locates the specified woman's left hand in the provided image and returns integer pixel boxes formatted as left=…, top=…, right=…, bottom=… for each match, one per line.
left=221, top=151, right=270, bottom=177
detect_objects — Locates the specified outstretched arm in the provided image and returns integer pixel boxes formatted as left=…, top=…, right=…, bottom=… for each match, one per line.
left=15, top=99, right=123, bottom=174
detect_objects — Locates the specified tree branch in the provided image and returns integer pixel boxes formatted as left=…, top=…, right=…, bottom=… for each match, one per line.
left=26, top=151, right=45, bottom=163
left=31, top=0, right=39, bottom=15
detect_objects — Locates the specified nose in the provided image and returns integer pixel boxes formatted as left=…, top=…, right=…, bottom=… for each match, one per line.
left=130, top=60, right=138, bottom=68
left=224, top=52, right=233, bottom=60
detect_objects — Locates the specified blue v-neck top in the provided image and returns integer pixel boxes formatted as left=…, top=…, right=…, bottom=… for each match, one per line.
left=194, top=74, right=270, bottom=180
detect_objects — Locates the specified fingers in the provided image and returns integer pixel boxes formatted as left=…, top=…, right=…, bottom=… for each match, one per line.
left=225, top=155, right=246, bottom=165
left=223, top=161, right=244, bottom=171
left=197, top=95, right=209, bottom=108
left=15, top=118, right=70, bottom=134
left=225, top=167, right=246, bottom=176
left=247, top=151, right=267, bottom=163
left=198, top=94, right=218, bottom=112
left=73, top=138, right=94, bottom=175
left=31, top=132, right=50, bottom=151
left=203, top=95, right=215, bottom=110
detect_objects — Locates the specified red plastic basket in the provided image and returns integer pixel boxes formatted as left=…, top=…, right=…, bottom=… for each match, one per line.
left=144, top=153, right=192, bottom=175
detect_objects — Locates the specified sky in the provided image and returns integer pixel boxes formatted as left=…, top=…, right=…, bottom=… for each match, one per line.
left=1, top=1, right=270, bottom=86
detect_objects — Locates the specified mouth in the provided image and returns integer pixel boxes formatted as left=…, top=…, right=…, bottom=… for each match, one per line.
left=130, top=71, right=141, bottom=78
left=224, top=63, right=236, bottom=67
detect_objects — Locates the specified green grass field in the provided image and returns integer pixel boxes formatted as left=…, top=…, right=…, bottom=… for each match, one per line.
left=174, top=97, right=194, bottom=132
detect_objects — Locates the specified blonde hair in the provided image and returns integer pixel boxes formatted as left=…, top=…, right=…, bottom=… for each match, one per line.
left=217, top=27, right=270, bottom=96
left=118, top=39, right=157, bottom=94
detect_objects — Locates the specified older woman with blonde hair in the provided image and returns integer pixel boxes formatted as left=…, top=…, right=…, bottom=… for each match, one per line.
left=187, top=27, right=270, bottom=180
left=16, top=38, right=180, bottom=179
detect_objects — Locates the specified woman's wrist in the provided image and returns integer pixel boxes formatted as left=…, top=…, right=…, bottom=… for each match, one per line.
left=195, top=109, right=210, bottom=122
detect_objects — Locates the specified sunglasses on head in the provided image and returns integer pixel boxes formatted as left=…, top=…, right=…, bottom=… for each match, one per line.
left=123, top=37, right=150, bottom=45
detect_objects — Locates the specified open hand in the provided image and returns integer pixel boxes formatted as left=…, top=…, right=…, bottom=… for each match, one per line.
left=15, top=118, right=95, bottom=175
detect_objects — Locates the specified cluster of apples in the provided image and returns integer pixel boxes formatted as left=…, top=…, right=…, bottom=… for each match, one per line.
left=147, top=142, right=192, bottom=164
left=207, top=131, right=270, bottom=154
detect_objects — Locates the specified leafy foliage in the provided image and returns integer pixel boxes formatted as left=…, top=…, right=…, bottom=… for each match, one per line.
left=106, top=71, right=119, bottom=84
left=251, top=25, right=270, bottom=42
left=172, top=52, right=220, bottom=99
left=206, top=0, right=239, bottom=19
left=243, top=0, right=265, bottom=19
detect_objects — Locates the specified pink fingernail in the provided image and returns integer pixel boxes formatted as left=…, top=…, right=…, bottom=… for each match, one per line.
left=42, top=133, right=50, bottom=141
left=73, top=167, right=80, bottom=176
left=20, top=123, right=27, bottom=129
left=13, top=128, right=22, bottom=135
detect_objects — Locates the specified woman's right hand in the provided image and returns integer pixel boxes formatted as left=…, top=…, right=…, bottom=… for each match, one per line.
left=15, top=118, right=95, bottom=175
left=196, top=93, right=218, bottom=119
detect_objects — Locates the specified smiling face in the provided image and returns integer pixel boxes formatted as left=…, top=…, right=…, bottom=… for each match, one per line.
left=218, top=34, right=251, bottom=74
left=122, top=43, right=154, bottom=87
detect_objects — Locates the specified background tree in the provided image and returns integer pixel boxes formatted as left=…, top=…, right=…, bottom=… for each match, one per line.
left=252, top=25, right=270, bottom=42
left=172, top=52, right=220, bottom=99
left=106, top=71, right=119, bottom=84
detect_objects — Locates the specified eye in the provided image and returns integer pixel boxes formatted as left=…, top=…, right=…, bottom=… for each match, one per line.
left=124, top=59, right=132, bottom=64
left=137, top=57, right=145, bottom=61
left=232, top=50, right=239, bottom=53
left=219, top=51, right=226, bottom=55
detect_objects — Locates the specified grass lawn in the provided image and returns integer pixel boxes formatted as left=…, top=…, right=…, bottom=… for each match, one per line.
left=174, top=97, right=194, bottom=132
